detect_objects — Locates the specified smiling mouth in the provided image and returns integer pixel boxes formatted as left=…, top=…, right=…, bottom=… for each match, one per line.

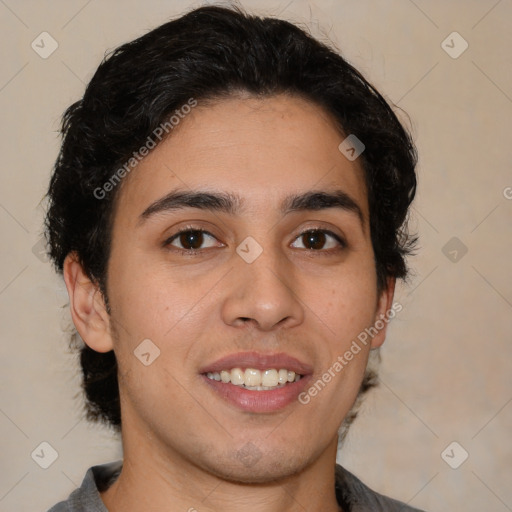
left=204, top=367, right=302, bottom=391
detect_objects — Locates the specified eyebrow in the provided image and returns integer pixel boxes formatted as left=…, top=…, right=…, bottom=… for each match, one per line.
left=137, top=188, right=365, bottom=230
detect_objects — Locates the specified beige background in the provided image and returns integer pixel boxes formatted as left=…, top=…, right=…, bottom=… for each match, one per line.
left=1, top=0, right=511, bottom=510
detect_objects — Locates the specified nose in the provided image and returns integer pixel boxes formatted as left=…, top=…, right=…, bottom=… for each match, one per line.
left=220, top=242, right=305, bottom=332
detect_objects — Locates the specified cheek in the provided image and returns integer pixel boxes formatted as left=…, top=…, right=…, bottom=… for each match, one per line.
left=303, top=267, right=378, bottom=343
left=108, top=254, right=214, bottom=341
left=107, top=262, right=228, bottom=411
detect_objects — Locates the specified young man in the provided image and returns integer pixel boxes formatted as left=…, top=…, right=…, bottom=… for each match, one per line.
left=44, top=4, right=422, bottom=511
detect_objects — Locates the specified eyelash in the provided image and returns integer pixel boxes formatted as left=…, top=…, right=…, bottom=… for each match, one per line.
left=163, top=226, right=347, bottom=256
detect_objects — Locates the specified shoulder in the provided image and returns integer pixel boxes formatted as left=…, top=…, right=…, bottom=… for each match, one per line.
left=335, top=464, right=427, bottom=511
left=47, top=460, right=122, bottom=512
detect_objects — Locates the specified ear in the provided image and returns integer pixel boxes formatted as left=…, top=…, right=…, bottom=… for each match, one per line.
left=62, top=252, right=114, bottom=353
left=370, top=277, right=396, bottom=349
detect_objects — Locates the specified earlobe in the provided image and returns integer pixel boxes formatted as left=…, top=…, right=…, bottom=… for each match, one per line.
left=370, top=277, right=396, bottom=349
left=63, top=252, right=114, bottom=353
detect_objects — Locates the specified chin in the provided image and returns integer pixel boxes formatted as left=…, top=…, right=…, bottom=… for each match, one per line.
left=201, top=450, right=307, bottom=485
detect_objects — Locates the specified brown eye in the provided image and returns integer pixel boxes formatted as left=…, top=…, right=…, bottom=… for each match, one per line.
left=302, top=231, right=326, bottom=250
left=291, top=229, right=345, bottom=251
left=166, top=229, right=219, bottom=251
left=181, top=231, right=203, bottom=249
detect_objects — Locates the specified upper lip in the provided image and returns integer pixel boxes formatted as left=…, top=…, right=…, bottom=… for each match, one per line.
left=199, top=351, right=313, bottom=375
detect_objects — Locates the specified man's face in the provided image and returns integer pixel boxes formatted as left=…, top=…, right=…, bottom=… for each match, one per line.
left=93, top=94, right=392, bottom=482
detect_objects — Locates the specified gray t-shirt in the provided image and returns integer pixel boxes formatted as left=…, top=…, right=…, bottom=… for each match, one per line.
left=47, top=460, right=426, bottom=511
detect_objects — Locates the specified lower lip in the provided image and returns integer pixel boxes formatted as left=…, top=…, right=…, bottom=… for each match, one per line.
left=201, top=374, right=312, bottom=413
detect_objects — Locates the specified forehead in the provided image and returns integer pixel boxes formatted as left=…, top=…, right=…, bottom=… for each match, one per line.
left=113, top=93, right=369, bottom=225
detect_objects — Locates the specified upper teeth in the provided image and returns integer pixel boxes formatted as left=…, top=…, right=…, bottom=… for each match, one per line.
left=206, top=368, right=301, bottom=388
